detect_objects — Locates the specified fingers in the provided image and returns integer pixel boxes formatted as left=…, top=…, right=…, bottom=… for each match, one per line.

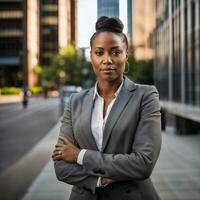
left=52, top=146, right=66, bottom=160
left=53, top=148, right=62, bottom=155
left=52, top=136, right=78, bottom=163
left=101, top=177, right=115, bottom=185
left=59, top=136, right=71, bottom=145
left=52, top=151, right=62, bottom=161
left=52, top=146, right=64, bottom=161
left=52, top=154, right=62, bottom=161
left=53, top=148, right=63, bottom=154
left=55, top=143, right=65, bottom=148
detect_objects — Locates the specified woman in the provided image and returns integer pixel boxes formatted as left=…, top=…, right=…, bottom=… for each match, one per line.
left=52, top=16, right=161, bottom=200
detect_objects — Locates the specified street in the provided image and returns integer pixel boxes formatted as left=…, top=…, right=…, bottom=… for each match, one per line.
left=0, top=97, right=59, bottom=173
left=0, top=97, right=61, bottom=200
left=0, top=98, right=58, bottom=173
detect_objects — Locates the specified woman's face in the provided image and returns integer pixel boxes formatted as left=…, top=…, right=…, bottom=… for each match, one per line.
left=90, top=32, right=128, bottom=82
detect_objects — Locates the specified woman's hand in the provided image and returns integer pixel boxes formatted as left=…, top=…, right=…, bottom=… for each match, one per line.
left=101, top=177, right=115, bottom=186
left=52, top=136, right=80, bottom=163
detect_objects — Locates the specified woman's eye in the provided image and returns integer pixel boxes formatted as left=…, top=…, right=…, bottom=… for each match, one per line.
left=111, top=51, right=121, bottom=56
left=95, top=51, right=103, bottom=56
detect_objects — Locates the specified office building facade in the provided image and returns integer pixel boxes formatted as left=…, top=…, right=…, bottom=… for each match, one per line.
left=0, top=0, right=30, bottom=86
left=127, top=0, right=132, bottom=40
left=40, top=0, right=77, bottom=66
left=0, top=0, right=77, bottom=87
left=127, top=0, right=156, bottom=60
left=155, top=0, right=200, bottom=133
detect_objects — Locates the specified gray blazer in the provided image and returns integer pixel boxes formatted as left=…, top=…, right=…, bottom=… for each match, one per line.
left=54, top=76, right=161, bottom=200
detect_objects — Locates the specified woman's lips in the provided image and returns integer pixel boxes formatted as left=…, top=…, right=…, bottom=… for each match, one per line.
left=100, top=67, right=116, bottom=72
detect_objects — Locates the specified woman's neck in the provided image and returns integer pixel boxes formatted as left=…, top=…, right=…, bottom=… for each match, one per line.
left=97, top=78, right=123, bottom=99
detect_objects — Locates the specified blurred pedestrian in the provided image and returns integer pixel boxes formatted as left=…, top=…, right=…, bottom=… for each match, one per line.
left=52, top=16, right=161, bottom=200
left=21, top=86, right=30, bottom=109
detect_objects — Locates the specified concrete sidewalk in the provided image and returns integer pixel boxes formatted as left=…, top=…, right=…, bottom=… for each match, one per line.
left=21, top=126, right=200, bottom=200
left=151, top=126, right=200, bottom=200
left=22, top=160, right=72, bottom=200
left=20, top=121, right=72, bottom=200
left=0, top=95, right=21, bottom=104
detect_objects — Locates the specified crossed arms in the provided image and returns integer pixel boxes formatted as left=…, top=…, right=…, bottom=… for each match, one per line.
left=52, top=86, right=161, bottom=194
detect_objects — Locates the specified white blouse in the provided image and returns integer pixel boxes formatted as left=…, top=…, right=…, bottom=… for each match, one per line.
left=77, top=80, right=124, bottom=186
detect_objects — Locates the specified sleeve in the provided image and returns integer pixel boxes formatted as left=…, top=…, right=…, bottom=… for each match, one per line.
left=77, top=149, right=87, bottom=165
left=54, top=95, right=98, bottom=194
left=77, top=150, right=102, bottom=187
left=81, top=86, right=162, bottom=181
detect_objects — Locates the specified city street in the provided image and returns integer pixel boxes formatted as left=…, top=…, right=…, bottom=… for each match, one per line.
left=0, top=97, right=60, bottom=173
left=0, top=97, right=60, bottom=200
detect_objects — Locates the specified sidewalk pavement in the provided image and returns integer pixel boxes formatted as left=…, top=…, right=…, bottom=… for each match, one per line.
left=151, top=126, right=200, bottom=200
left=0, top=95, right=21, bottom=104
left=21, top=121, right=72, bottom=200
left=21, top=125, right=200, bottom=200
left=22, top=161, right=72, bottom=200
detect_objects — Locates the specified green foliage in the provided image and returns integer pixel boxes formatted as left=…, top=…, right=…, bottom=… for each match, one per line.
left=0, top=86, right=43, bottom=95
left=34, top=46, right=154, bottom=89
left=33, top=65, right=43, bottom=75
left=30, top=86, right=43, bottom=94
left=127, top=53, right=154, bottom=85
left=37, top=44, right=85, bottom=89
left=0, top=87, right=21, bottom=95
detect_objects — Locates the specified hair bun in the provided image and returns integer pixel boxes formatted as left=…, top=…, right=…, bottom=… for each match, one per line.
left=95, top=16, right=124, bottom=33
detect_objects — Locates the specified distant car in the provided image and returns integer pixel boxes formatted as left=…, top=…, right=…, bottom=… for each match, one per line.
left=59, top=85, right=82, bottom=114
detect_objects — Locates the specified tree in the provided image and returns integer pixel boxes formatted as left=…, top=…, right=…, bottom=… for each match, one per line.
left=34, top=44, right=84, bottom=90
left=127, top=53, right=154, bottom=85
left=51, top=44, right=82, bottom=87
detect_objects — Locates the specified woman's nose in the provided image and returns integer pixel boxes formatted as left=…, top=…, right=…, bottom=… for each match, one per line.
left=103, top=54, right=112, bottom=64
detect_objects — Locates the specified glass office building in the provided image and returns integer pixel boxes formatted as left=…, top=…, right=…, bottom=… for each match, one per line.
left=97, top=0, right=119, bottom=18
left=155, top=0, right=200, bottom=134
left=127, top=0, right=132, bottom=39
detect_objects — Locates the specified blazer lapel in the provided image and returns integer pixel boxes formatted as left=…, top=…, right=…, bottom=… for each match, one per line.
left=81, top=88, right=99, bottom=150
left=101, top=77, right=137, bottom=151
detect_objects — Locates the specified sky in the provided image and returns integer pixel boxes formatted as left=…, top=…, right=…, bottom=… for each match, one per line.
left=78, top=0, right=127, bottom=48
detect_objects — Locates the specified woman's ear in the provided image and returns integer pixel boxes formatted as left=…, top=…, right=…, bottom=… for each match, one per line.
left=90, top=50, right=93, bottom=64
left=125, top=50, right=128, bottom=60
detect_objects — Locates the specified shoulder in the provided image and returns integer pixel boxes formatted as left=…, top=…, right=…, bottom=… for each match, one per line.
left=123, top=76, right=158, bottom=94
left=135, top=84, right=160, bottom=110
left=72, top=88, right=89, bottom=98
left=135, top=84, right=158, bottom=95
left=124, top=76, right=158, bottom=95
left=136, top=84, right=159, bottom=103
left=70, top=87, right=94, bottom=103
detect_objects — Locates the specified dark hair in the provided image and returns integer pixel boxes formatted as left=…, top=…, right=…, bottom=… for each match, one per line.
left=90, top=16, right=128, bottom=49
